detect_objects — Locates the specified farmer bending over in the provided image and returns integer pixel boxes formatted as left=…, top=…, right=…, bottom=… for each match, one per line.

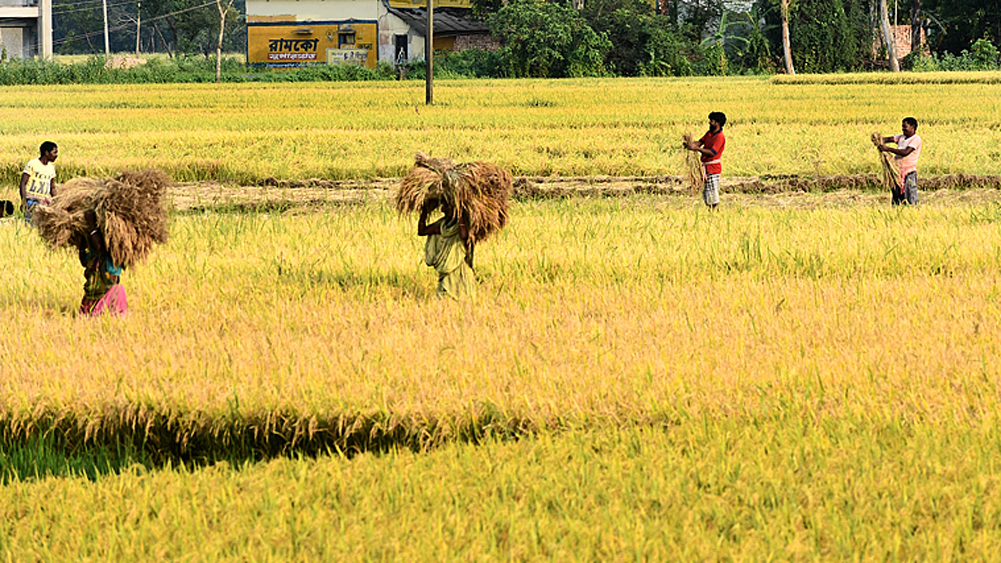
left=686, top=112, right=726, bottom=210
left=418, top=200, right=475, bottom=299
left=878, top=117, right=922, bottom=205
left=19, top=141, right=58, bottom=224
left=76, top=209, right=127, bottom=316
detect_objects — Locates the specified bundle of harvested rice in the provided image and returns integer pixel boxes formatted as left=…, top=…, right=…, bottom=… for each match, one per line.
left=395, top=152, right=512, bottom=242
left=33, top=169, right=170, bottom=267
left=682, top=133, right=705, bottom=194
left=871, top=132, right=900, bottom=193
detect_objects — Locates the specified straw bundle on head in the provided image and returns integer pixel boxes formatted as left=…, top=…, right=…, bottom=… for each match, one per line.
left=871, top=132, right=900, bottom=194
left=682, top=133, right=705, bottom=195
left=33, top=169, right=170, bottom=267
left=395, top=152, right=512, bottom=242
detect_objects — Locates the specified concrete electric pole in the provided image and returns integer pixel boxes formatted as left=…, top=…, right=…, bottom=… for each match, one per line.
left=426, top=0, right=433, bottom=105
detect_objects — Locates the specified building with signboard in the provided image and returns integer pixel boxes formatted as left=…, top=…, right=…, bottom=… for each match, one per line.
left=0, top=0, right=52, bottom=59
left=245, top=0, right=491, bottom=69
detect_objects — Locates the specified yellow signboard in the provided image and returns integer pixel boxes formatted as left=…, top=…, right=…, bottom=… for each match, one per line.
left=247, top=22, right=378, bottom=69
left=327, top=48, right=369, bottom=67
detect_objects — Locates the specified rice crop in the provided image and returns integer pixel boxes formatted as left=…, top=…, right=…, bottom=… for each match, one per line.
left=3, top=195, right=1001, bottom=559
left=3, top=197, right=1001, bottom=451
left=871, top=131, right=901, bottom=194
left=1, top=76, right=1001, bottom=184
left=4, top=74, right=1001, bottom=559
left=395, top=152, right=512, bottom=243
left=772, top=71, right=1001, bottom=85
left=682, top=132, right=704, bottom=194
left=34, top=169, right=170, bottom=267
left=4, top=423, right=1001, bottom=561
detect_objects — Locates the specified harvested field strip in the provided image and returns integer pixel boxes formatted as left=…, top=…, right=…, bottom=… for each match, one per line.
left=156, top=175, right=1001, bottom=214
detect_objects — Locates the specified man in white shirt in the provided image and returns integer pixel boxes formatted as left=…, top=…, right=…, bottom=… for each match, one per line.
left=19, top=141, right=59, bottom=224
left=878, top=117, right=921, bottom=205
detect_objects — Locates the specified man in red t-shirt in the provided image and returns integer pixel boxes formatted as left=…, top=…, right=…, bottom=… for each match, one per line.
left=686, top=111, right=726, bottom=210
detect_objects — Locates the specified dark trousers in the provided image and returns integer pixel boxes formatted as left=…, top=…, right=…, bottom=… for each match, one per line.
left=892, top=172, right=919, bottom=205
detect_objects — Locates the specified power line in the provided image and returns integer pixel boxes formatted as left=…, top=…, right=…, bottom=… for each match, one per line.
left=54, top=1, right=137, bottom=17
left=52, top=0, right=217, bottom=47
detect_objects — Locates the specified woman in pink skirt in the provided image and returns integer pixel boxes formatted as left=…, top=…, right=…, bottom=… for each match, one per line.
left=77, top=210, right=127, bottom=316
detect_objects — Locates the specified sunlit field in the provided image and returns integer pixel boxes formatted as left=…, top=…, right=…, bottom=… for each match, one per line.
left=3, top=75, right=1001, bottom=560
left=4, top=194, right=1001, bottom=559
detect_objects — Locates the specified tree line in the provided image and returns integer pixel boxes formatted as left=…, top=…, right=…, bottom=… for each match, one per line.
left=457, top=0, right=1000, bottom=77
left=49, top=0, right=1000, bottom=77
left=53, top=0, right=245, bottom=58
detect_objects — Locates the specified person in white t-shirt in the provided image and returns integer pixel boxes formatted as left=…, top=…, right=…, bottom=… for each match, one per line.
left=19, top=141, right=59, bottom=224
left=878, top=117, right=922, bottom=205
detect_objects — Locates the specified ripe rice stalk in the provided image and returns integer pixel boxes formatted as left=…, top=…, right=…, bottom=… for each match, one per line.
left=682, top=133, right=704, bottom=195
left=33, top=169, right=171, bottom=267
left=871, top=132, right=901, bottom=194
left=395, top=152, right=512, bottom=243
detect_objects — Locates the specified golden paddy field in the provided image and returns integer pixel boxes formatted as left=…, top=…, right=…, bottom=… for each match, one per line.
left=2, top=75, right=1001, bottom=560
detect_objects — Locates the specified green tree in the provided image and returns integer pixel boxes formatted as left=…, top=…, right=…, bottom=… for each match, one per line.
left=923, top=0, right=1001, bottom=56
left=488, top=0, right=611, bottom=77
left=756, top=0, right=869, bottom=73
left=582, top=0, right=695, bottom=76
left=52, top=0, right=245, bottom=56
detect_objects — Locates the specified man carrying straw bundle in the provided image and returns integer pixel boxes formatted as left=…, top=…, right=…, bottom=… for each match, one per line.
left=32, top=169, right=170, bottom=316
left=685, top=112, right=726, bottom=210
left=396, top=152, right=512, bottom=299
left=876, top=117, right=922, bottom=205
left=19, top=141, right=58, bottom=225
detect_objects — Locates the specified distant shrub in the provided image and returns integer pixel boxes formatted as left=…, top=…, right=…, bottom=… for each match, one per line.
left=910, top=39, right=1001, bottom=72
left=0, top=56, right=397, bottom=85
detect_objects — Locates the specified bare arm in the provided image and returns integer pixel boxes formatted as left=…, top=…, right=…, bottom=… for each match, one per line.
left=84, top=210, right=105, bottom=254
left=49, top=178, right=57, bottom=199
left=417, top=206, right=440, bottom=236
left=686, top=140, right=716, bottom=158
left=18, top=173, right=29, bottom=203
left=879, top=144, right=915, bottom=157
left=457, top=215, right=470, bottom=249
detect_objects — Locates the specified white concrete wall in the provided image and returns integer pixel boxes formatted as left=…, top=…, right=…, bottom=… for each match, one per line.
left=0, top=0, right=48, bottom=59
left=0, top=27, right=26, bottom=58
left=377, top=10, right=422, bottom=64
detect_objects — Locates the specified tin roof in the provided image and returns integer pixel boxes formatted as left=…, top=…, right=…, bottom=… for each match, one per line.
left=385, top=7, right=489, bottom=37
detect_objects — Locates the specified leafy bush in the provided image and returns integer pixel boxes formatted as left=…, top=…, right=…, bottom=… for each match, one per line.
left=488, top=0, right=610, bottom=78
left=0, top=56, right=397, bottom=85
left=909, top=39, right=1001, bottom=72
left=582, top=0, right=696, bottom=77
left=430, top=49, right=508, bottom=79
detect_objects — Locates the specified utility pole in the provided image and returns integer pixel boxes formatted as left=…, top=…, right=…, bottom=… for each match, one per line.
left=39, top=0, right=53, bottom=59
left=425, top=0, right=433, bottom=105
left=136, top=2, right=141, bottom=56
left=103, top=0, right=110, bottom=56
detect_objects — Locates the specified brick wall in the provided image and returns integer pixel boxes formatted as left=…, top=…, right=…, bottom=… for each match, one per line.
left=454, top=34, right=500, bottom=52
left=875, top=25, right=926, bottom=57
